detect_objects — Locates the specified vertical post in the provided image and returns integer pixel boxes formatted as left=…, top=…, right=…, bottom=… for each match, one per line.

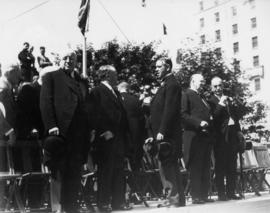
left=82, top=35, right=87, bottom=77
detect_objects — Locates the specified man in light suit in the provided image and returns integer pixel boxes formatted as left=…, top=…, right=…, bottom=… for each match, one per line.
left=208, top=76, right=242, bottom=200
left=89, top=65, right=131, bottom=212
left=147, top=58, right=185, bottom=207
left=181, top=73, right=214, bottom=204
left=40, top=50, right=91, bottom=213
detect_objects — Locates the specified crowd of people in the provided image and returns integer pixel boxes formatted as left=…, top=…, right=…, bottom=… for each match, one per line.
left=0, top=42, right=246, bottom=213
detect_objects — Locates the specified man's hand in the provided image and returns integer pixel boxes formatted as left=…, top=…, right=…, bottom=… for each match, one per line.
left=100, top=131, right=114, bottom=141
left=48, top=127, right=59, bottom=135
left=7, top=131, right=16, bottom=146
left=219, top=95, right=229, bottom=106
left=200, top=121, right=209, bottom=128
left=156, top=133, right=164, bottom=141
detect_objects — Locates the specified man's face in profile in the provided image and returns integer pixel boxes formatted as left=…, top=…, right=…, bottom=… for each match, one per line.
left=155, top=60, right=168, bottom=79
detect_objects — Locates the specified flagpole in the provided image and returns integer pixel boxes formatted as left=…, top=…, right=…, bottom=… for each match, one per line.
left=82, top=35, right=87, bottom=77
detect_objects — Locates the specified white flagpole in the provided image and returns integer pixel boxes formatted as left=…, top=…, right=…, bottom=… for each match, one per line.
left=82, top=35, right=87, bottom=77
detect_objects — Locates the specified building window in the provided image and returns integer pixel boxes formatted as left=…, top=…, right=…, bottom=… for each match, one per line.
left=215, top=12, right=220, bottom=22
left=215, top=47, right=222, bottom=58
left=199, top=1, right=204, bottom=11
left=215, top=30, right=221, bottom=41
left=200, top=35, right=206, bottom=44
left=251, top=17, right=257, bottom=28
left=252, top=36, right=258, bottom=48
left=253, top=55, right=259, bottom=67
left=231, top=6, right=237, bottom=16
left=233, top=42, right=239, bottom=54
left=254, top=78, right=261, bottom=91
left=233, top=59, right=240, bottom=72
left=200, top=18, right=205, bottom=28
left=232, top=24, right=238, bottom=34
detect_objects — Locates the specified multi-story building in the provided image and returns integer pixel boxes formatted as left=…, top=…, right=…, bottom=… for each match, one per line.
left=195, top=0, right=270, bottom=102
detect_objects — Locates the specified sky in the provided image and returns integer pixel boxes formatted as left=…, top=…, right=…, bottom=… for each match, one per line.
left=0, top=0, right=195, bottom=64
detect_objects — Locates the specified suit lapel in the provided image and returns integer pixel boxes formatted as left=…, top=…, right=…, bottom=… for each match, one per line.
left=60, top=70, right=81, bottom=97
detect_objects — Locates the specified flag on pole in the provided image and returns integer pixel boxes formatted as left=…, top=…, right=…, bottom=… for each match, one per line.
left=78, top=0, right=90, bottom=35
left=142, top=0, right=146, bottom=7
left=163, top=23, right=167, bottom=35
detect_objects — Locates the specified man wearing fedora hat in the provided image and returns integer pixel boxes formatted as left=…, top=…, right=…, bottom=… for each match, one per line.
left=40, top=49, right=91, bottom=213
left=146, top=57, right=185, bottom=207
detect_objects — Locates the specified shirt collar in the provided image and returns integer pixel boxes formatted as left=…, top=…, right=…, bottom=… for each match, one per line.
left=102, top=81, right=114, bottom=91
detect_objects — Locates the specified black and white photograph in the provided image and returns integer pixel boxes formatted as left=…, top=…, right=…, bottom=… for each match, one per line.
left=1, top=0, right=270, bottom=213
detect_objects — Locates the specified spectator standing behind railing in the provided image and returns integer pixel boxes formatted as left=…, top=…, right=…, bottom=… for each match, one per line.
left=208, top=76, right=244, bottom=201
left=181, top=73, right=214, bottom=204
left=146, top=58, right=185, bottom=207
left=37, top=46, right=53, bottom=70
left=18, top=42, right=33, bottom=82
left=40, top=49, right=91, bottom=213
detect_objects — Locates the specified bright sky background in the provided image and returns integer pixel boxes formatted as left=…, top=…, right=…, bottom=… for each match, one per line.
left=0, top=0, right=195, bottom=64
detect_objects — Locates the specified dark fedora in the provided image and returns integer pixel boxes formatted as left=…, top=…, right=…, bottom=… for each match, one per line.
left=158, top=141, right=172, bottom=161
left=43, top=135, right=66, bottom=157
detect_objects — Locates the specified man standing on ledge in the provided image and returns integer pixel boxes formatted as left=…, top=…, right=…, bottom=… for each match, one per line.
left=147, top=57, right=185, bottom=207
left=40, top=49, right=91, bottom=213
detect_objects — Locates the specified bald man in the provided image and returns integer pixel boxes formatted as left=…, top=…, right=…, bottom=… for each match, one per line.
left=208, top=77, right=242, bottom=201
left=181, top=73, right=214, bottom=204
left=89, top=66, right=131, bottom=212
left=40, top=50, right=91, bottom=213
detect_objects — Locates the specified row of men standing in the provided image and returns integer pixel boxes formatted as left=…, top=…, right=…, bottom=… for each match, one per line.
left=1, top=50, right=244, bottom=213
left=147, top=58, right=244, bottom=206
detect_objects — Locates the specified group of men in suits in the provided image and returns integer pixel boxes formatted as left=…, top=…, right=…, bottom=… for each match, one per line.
left=146, top=58, right=243, bottom=207
left=0, top=49, right=244, bottom=212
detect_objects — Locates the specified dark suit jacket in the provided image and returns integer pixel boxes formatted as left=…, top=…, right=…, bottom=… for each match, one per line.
left=18, top=49, right=32, bottom=69
left=150, top=74, right=182, bottom=155
left=40, top=69, right=88, bottom=137
left=89, top=83, right=130, bottom=156
left=208, top=95, right=241, bottom=149
left=16, top=81, right=44, bottom=139
left=181, top=88, right=213, bottom=165
left=0, top=78, right=17, bottom=136
left=121, top=92, right=146, bottom=160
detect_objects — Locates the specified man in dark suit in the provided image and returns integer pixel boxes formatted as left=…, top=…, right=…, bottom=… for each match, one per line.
left=89, top=65, right=131, bottom=212
left=208, top=76, right=243, bottom=201
left=40, top=50, right=91, bottom=213
left=118, top=81, right=146, bottom=171
left=0, top=63, right=20, bottom=169
left=181, top=73, right=214, bottom=204
left=0, top=63, right=20, bottom=209
left=147, top=58, right=185, bottom=207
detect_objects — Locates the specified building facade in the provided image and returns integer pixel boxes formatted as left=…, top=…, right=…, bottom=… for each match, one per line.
left=195, top=0, right=270, bottom=105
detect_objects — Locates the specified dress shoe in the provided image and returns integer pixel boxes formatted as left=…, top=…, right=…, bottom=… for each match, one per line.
left=202, top=198, right=215, bottom=203
left=174, top=201, right=186, bottom=207
left=227, top=194, right=241, bottom=200
left=111, top=204, right=132, bottom=211
left=192, top=198, right=205, bottom=204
